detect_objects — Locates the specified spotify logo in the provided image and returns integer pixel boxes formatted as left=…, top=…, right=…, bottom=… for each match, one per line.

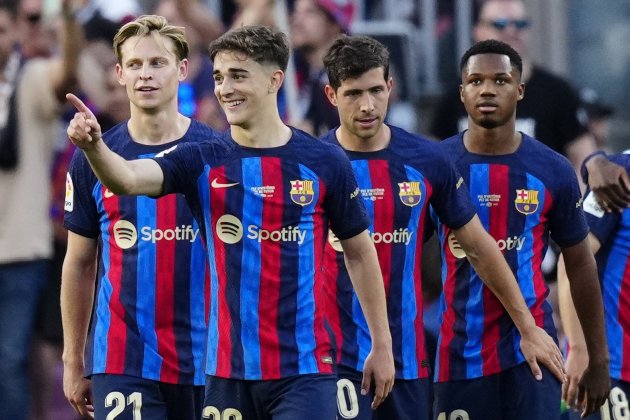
left=113, top=220, right=138, bottom=249
left=216, top=215, right=243, bottom=244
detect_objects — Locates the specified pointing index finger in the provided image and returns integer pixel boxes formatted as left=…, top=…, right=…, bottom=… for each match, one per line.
left=66, top=93, right=92, bottom=116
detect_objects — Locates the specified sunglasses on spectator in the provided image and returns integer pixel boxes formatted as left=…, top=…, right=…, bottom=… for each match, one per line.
left=23, top=13, right=42, bottom=24
left=482, top=18, right=530, bottom=30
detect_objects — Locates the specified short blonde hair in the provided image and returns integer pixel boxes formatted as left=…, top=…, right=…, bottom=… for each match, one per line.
left=113, top=14, right=189, bottom=63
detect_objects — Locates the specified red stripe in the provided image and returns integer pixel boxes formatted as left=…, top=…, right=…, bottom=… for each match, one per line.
left=314, top=180, right=333, bottom=373
left=102, top=191, right=126, bottom=373
left=413, top=180, right=431, bottom=378
left=529, top=190, right=552, bottom=327
left=210, top=167, right=232, bottom=377
left=369, top=160, right=393, bottom=298
left=438, top=225, right=458, bottom=382
left=481, top=164, right=509, bottom=375
left=323, top=246, right=342, bottom=363
left=259, top=158, right=282, bottom=379
left=155, top=194, right=179, bottom=383
left=619, top=259, right=630, bottom=380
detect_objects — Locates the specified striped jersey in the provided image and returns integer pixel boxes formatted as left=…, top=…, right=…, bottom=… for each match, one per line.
left=64, top=120, right=218, bottom=385
left=321, top=126, right=477, bottom=380
left=583, top=153, right=630, bottom=381
left=155, top=128, right=370, bottom=380
left=434, top=132, right=588, bottom=382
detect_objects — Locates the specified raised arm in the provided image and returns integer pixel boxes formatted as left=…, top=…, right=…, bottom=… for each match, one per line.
left=558, top=236, right=610, bottom=417
left=61, top=232, right=97, bottom=418
left=453, top=215, right=566, bottom=382
left=66, top=93, right=164, bottom=196
left=339, top=230, right=395, bottom=410
left=50, top=0, right=84, bottom=101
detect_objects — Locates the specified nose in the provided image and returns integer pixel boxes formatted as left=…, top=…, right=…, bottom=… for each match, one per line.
left=359, top=93, right=375, bottom=113
left=480, top=79, right=496, bottom=96
left=140, top=63, right=152, bottom=80
left=217, top=77, right=234, bottom=96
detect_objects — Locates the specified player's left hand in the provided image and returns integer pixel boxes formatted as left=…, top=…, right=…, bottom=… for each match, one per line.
left=519, top=325, right=566, bottom=383
left=586, top=154, right=630, bottom=212
left=576, top=357, right=610, bottom=418
left=562, top=345, right=588, bottom=411
left=361, top=343, right=395, bottom=409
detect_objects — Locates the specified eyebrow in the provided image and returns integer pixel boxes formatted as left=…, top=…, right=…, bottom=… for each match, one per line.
left=212, top=67, right=249, bottom=75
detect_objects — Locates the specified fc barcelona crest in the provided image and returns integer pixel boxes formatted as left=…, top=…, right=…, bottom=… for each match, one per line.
left=398, top=181, right=421, bottom=207
left=290, top=180, right=314, bottom=206
left=514, top=189, right=539, bottom=215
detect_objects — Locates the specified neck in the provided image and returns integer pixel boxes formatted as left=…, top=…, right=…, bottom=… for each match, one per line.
left=231, top=98, right=292, bottom=148
left=464, top=119, right=521, bottom=155
left=127, top=107, right=190, bottom=145
left=336, top=124, right=391, bottom=152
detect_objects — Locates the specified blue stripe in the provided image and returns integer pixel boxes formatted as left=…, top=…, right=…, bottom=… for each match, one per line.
left=464, top=164, right=488, bottom=378
left=189, top=217, right=207, bottom=384
left=349, top=160, right=373, bottom=370
left=201, top=166, right=220, bottom=375
left=512, top=174, right=546, bottom=358
left=241, top=158, right=263, bottom=378
left=135, top=196, right=162, bottom=378
left=432, top=209, right=446, bottom=381
left=93, top=184, right=111, bottom=373
left=295, top=163, right=320, bottom=374
left=400, top=165, right=425, bottom=378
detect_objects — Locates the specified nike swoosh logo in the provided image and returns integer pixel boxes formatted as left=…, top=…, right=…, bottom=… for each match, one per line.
left=211, top=178, right=239, bottom=189
left=104, top=189, right=114, bottom=198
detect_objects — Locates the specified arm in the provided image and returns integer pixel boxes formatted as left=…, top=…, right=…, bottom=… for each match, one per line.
left=453, top=215, right=565, bottom=381
left=583, top=154, right=630, bottom=213
left=66, top=93, right=164, bottom=196
left=339, top=230, right=395, bottom=409
left=558, top=237, right=610, bottom=417
left=50, top=0, right=84, bottom=101
left=61, top=232, right=97, bottom=418
left=175, top=0, right=225, bottom=43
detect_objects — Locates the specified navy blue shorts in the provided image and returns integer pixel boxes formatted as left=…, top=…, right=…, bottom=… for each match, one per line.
left=336, top=366, right=431, bottom=420
left=202, top=374, right=337, bottom=419
left=563, top=378, right=630, bottom=420
left=433, top=362, right=561, bottom=420
left=91, top=374, right=204, bottom=420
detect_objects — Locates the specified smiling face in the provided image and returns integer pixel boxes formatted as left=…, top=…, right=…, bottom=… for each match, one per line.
left=460, top=53, right=524, bottom=130
left=212, top=50, right=283, bottom=129
left=115, top=34, right=187, bottom=113
left=325, top=67, right=392, bottom=144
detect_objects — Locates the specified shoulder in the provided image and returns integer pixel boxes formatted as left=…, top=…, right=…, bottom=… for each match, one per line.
left=187, top=119, right=224, bottom=142
left=520, top=134, right=575, bottom=177
left=389, top=125, right=448, bottom=161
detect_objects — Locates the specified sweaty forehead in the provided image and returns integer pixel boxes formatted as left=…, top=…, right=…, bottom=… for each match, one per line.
left=464, top=54, right=513, bottom=76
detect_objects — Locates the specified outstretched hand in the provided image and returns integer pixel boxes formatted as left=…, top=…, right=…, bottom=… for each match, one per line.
left=576, top=360, right=610, bottom=418
left=66, top=93, right=102, bottom=150
left=519, top=325, right=566, bottom=383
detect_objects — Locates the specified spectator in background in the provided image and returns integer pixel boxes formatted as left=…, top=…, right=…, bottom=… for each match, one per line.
left=291, top=0, right=354, bottom=135
left=0, top=0, right=83, bottom=418
left=430, top=0, right=596, bottom=175
left=580, top=87, right=615, bottom=153
left=154, top=0, right=228, bottom=130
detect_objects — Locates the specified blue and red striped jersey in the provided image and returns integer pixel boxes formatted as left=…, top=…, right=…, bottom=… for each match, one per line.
left=433, top=132, right=588, bottom=382
left=320, top=126, right=477, bottom=380
left=583, top=153, right=630, bottom=382
left=64, top=120, right=218, bottom=385
left=155, top=128, right=370, bottom=380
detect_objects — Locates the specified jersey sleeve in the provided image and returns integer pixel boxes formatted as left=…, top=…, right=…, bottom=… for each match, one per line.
left=63, top=149, right=100, bottom=238
left=323, top=145, right=370, bottom=240
left=427, top=150, right=477, bottom=230
left=153, top=142, right=203, bottom=199
left=548, top=160, right=590, bottom=247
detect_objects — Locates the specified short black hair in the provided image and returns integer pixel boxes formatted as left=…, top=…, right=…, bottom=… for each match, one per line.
left=0, top=0, right=17, bottom=18
left=460, top=39, right=523, bottom=76
left=323, top=35, right=389, bottom=90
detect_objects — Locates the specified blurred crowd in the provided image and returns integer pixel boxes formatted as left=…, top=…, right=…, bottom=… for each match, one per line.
left=0, top=0, right=620, bottom=419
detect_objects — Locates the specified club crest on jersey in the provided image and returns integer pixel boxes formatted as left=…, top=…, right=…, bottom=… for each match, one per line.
left=514, top=189, right=539, bottom=215
left=290, top=180, right=314, bottom=206
left=398, top=181, right=421, bottom=207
